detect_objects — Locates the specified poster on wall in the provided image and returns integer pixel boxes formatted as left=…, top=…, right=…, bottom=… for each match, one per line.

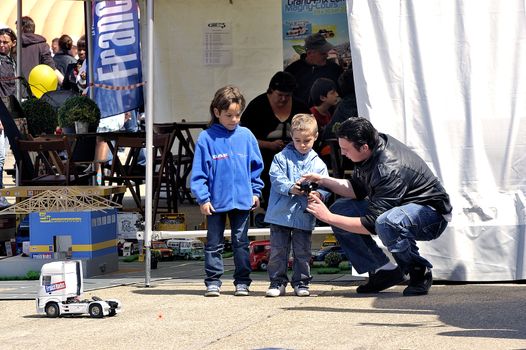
left=282, top=0, right=351, bottom=70
left=203, top=21, right=233, bottom=66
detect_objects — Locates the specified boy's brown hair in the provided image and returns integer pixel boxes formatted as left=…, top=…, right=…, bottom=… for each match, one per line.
left=291, top=113, right=318, bottom=136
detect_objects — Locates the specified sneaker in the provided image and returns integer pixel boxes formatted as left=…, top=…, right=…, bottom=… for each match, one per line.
left=294, top=285, right=310, bottom=297
left=234, top=284, right=249, bottom=296
left=356, top=266, right=406, bottom=294
left=403, top=266, right=433, bottom=296
left=265, top=283, right=286, bottom=297
left=204, top=285, right=220, bottom=297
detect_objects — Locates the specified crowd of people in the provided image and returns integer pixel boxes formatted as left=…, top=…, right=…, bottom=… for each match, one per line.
left=0, top=17, right=141, bottom=195
left=190, top=32, right=452, bottom=299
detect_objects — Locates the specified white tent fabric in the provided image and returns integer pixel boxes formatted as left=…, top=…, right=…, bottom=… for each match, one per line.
left=347, top=0, right=526, bottom=280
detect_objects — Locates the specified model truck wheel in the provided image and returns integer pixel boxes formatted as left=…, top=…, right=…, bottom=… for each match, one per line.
left=89, top=303, right=104, bottom=318
left=45, top=302, right=60, bottom=318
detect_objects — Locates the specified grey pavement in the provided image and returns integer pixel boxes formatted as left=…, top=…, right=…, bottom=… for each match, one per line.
left=0, top=257, right=526, bottom=349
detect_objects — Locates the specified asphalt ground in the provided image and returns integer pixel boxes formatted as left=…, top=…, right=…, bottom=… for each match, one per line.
left=1, top=258, right=526, bottom=349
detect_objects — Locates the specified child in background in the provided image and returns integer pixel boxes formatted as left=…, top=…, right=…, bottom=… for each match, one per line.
left=264, top=114, right=329, bottom=297
left=309, top=78, right=339, bottom=158
left=309, top=77, right=339, bottom=130
left=191, top=86, right=264, bottom=297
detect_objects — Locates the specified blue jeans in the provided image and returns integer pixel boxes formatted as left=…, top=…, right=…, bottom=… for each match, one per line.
left=330, top=199, right=447, bottom=274
left=204, top=209, right=251, bottom=287
left=267, top=224, right=312, bottom=288
left=375, top=202, right=448, bottom=274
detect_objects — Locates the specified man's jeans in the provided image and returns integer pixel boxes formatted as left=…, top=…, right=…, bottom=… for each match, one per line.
left=204, top=209, right=251, bottom=287
left=267, top=224, right=312, bottom=288
left=330, top=198, right=448, bottom=274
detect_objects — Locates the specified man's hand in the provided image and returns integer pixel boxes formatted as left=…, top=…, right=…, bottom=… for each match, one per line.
left=200, top=202, right=215, bottom=216
left=305, top=195, right=332, bottom=223
left=300, top=173, right=323, bottom=184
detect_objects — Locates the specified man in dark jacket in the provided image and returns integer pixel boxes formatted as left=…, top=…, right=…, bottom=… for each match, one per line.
left=285, top=33, right=342, bottom=107
left=303, top=117, right=452, bottom=296
left=19, top=16, right=62, bottom=87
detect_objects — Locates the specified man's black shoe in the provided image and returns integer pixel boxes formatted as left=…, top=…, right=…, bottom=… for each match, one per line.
left=356, top=266, right=406, bottom=294
left=403, top=265, right=433, bottom=296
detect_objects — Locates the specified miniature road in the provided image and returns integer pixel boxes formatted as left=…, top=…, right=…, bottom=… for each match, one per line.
left=1, top=258, right=526, bottom=349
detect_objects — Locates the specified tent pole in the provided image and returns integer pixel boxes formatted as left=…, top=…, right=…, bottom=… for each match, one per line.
left=85, top=0, right=94, bottom=100
left=144, top=0, right=154, bottom=287
left=16, top=0, right=22, bottom=103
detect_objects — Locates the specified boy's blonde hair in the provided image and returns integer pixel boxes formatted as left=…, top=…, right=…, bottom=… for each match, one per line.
left=291, top=113, right=318, bottom=136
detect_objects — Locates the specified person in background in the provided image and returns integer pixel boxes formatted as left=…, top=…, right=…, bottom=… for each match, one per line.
left=241, top=71, right=309, bottom=209
left=323, top=67, right=358, bottom=141
left=53, top=34, right=77, bottom=78
left=303, top=117, right=452, bottom=296
left=191, top=86, right=264, bottom=297
left=285, top=32, right=342, bottom=107
left=264, top=114, right=329, bottom=297
left=62, top=35, right=85, bottom=94
left=309, top=77, right=339, bottom=160
left=309, top=77, right=340, bottom=134
left=0, top=27, right=17, bottom=207
left=51, top=37, right=59, bottom=56
left=19, top=16, right=63, bottom=90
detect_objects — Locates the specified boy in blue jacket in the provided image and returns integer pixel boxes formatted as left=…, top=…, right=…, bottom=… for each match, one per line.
left=191, top=86, right=264, bottom=297
left=264, top=114, right=329, bottom=297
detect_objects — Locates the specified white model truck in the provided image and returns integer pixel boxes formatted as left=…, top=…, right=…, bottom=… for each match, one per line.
left=36, top=260, right=122, bottom=318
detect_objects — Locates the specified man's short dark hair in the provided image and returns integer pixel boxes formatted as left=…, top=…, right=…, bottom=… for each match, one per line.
left=336, top=117, right=379, bottom=150
left=20, top=16, right=35, bottom=34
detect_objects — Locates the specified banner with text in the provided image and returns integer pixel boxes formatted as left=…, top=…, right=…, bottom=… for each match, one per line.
left=92, top=0, right=144, bottom=118
left=282, top=0, right=351, bottom=70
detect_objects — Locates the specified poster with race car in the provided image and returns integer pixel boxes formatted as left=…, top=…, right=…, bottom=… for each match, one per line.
left=282, top=0, right=351, bottom=70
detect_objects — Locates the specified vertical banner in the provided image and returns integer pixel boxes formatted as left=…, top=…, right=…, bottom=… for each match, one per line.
left=92, top=0, right=144, bottom=118
left=282, top=0, right=351, bottom=70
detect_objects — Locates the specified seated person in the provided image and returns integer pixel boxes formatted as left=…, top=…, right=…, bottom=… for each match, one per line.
left=241, top=71, right=309, bottom=208
left=309, top=77, right=339, bottom=159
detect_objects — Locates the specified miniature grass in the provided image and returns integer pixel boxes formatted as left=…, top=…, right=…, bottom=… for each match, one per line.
left=0, top=270, right=40, bottom=281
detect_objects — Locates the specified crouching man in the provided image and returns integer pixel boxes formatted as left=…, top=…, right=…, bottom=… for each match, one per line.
left=303, top=117, right=452, bottom=296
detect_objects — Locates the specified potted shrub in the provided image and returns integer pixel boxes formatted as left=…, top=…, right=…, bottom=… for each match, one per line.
left=57, top=95, right=101, bottom=133
left=20, top=98, right=58, bottom=136
left=324, top=251, right=343, bottom=268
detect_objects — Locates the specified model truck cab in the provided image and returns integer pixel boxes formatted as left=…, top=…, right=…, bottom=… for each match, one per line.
left=36, top=260, right=121, bottom=318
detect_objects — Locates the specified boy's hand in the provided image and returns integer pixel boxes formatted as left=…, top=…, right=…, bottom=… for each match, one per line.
left=200, top=202, right=215, bottom=216
left=290, top=183, right=303, bottom=196
left=251, top=195, right=260, bottom=210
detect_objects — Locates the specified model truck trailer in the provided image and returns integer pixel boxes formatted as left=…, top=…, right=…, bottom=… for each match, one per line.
left=36, top=260, right=122, bottom=318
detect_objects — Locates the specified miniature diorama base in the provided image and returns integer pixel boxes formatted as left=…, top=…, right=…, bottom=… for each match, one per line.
left=0, top=209, right=120, bottom=278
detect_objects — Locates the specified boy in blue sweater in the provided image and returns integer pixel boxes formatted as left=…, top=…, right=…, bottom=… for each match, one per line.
left=191, top=86, right=264, bottom=297
left=264, top=114, right=329, bottom=297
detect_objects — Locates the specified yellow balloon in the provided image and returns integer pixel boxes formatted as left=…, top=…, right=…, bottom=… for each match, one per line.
left=28, top=64, right=58, bottom=98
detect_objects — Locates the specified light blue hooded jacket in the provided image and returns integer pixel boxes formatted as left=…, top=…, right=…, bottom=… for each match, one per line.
left=264, top=143, right=329, bottom=231
left=190, top=123, right=264, bottom=212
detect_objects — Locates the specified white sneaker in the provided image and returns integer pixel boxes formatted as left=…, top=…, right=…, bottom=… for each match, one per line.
left=294, top=286, right=310, bottom=297
left=265, top=283, right=286, bottom=297
left=204, top=285, right=220, bottom=297
left=234, top=284, right=249, bottom=296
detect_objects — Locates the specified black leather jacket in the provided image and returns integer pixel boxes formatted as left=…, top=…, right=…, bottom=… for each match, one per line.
left=350, top=133, right=452, bottom=234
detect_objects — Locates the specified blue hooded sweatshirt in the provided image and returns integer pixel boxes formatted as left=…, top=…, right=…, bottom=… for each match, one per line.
left=190, top=123, right=264, bottom=212
left=264, top=143, right=330, bottom=231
